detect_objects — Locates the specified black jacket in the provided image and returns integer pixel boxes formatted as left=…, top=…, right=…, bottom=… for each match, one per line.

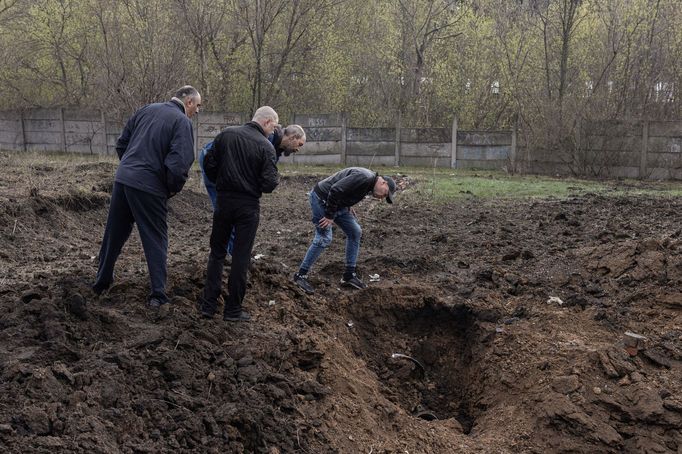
left=269, top=126, right=289, bottom=159
left=115, top=99, right=194, bottom=198
left=203, top=121, right=279, bottom=199
left=313, top=167, right=378, bottom=218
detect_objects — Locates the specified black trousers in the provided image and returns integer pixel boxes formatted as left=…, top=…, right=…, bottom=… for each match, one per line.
left=94, top=182, right=169, bottom=303
left=202, top=194, right=260, bottom=317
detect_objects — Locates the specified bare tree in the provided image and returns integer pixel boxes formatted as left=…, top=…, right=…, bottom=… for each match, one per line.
left=231, top=0, right=343, bottom=113
left=395, top=0, right=465, bottom=123
left=0, top=0, right=18, bottom=17
left=171, top=0, right=232, bottom=101
left=89, top=0, right=188, bottom=115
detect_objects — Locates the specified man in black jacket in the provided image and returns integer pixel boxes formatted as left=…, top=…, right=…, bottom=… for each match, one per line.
left=93, top=86, right=201, bottom=309
left=198, top=106, right=280, bottom=322
left=293, top=167, right=396, bottom=294
left=197, top=124, right=305, bottom=256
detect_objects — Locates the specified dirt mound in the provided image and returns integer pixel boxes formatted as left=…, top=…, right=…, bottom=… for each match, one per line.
left=0, top=159, right=681, bottom=453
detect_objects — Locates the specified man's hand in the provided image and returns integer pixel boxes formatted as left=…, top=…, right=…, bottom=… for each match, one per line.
left=318, top=217, right=334, bottom=228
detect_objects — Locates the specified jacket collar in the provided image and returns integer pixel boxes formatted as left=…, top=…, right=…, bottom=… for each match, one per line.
left=369, top=172, right=378, bottom=194
left=246, top=121, right=267, bottom=137
left=270, top=126, right=283, bottom=148
left=170, top=97, right=186, bottom=114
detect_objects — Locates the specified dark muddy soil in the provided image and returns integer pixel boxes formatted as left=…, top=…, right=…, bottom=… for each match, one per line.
left=0, top=153, right=681, bottom=453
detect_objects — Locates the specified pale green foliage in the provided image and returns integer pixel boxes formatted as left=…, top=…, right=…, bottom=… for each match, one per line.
left=0, top=0, right=679, bottom=139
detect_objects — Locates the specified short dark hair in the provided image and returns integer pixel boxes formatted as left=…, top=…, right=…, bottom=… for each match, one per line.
left=174, top=85, right=199, bottom=100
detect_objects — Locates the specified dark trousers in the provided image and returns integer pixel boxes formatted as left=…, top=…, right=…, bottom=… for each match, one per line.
left=94, top=182, right=169, bottom=303
left=202, top=194, right=260, bottom=317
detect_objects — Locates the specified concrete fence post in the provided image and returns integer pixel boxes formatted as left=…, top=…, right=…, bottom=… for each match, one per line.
left=451, top=116, right=458, bottom=168
left=100, top=110, right=108, bottom=155
left=340, top=113, right=347, bottom=165
left=59, top=108, right=67, bottom=153
left=511, top=120, right=518, bottom=173
left=20, top=110, right=27, bottom=152
left=640, top=120, right=649, bottom=179
left=395, top=112, right=401, bottom=166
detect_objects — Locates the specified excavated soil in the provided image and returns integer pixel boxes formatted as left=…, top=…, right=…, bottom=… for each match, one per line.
left=0, top=152, right=681, bottom=453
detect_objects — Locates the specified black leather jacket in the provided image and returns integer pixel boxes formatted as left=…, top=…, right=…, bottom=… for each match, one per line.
left=313, top=167, right=377, bottom=218
left=204, top=122, right=279, bottom=199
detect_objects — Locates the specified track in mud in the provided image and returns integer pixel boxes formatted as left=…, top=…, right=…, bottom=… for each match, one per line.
left=0, top=154, right=681, bottom=453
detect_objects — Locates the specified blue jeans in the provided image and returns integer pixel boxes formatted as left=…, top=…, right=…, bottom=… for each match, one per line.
left=299, top=191, right=362, bottom=273
left=199, top=145, right=235, bottom=255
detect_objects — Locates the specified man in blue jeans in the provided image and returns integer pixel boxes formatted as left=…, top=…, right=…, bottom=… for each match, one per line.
left=293, top=167, right=396, bottom=294
left=198, top=124, right=306, bottom=254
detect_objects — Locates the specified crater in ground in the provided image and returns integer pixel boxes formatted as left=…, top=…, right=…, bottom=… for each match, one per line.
left=347, top=288, right=498, bottom=433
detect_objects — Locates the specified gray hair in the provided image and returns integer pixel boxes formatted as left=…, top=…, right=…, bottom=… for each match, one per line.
left=283, top=124, right=306, bottom=141
left=252, top=106, right=279, bottom=124
left=174, top=85, right=200, bottom=100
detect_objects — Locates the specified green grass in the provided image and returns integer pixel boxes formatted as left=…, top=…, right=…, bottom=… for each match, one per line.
left=415, top=171, right=682, bottom=201
left=277, top=163, right=682, bottom=202
left=7, top=152, right=682, bottom=202
left=411, top=172, right=609, bottom=200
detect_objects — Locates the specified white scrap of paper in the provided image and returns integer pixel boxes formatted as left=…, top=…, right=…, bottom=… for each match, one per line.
left=547, top=296, right=565, bottom=306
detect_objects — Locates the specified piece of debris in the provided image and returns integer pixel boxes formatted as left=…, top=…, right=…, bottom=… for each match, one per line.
left=253, top=254, right=265, bottom=260
left=268, top=300, right=276, bottom=306
left=390, top=353, right=426, bottom=376
left=346, top=320, right=354, bottom=328
left=369, top=273, right=380, bottom=282
left=623, top=331, right=647, bottom=356
left=547, top=296, right=565, bottom=306
left=414, top=410, right=438, bottom=421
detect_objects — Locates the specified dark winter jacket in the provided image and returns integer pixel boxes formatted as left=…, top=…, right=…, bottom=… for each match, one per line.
left=203, top=121, right=279, bottom=200
left=114, top=99, right=194, bottom=198
left=313, top=167, right=378, bottom=218
left=269, top=126, right=287, bottom=159
left=199, top=126, right=283, bottom=171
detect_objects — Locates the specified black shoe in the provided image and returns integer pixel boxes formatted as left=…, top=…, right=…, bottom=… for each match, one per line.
left=293, top=273, right=314, bottom=294
left=223, top=310, right=251, bottom=322
left=92, top=282, right=110, bottom=296
left=147, top=298, right=164, bottom=309
left=198, top=296, right=217, bottom=319
left=341, top=273, right=367, bottom=290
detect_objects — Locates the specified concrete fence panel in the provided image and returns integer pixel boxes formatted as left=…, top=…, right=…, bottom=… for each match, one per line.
left=649, top=121, right=682, bottom=137
left=0, top=112, right=22, bottom=150
left=10, top=108, right=682, bottom=180
left=295, top=113, right=345, bottom=128
left=346, top=128, right=396, bottom=166
left=455, top=130, right=512, bottom=170
left=290, top=114, right=345, bottom=165
left=195, top=112, right=246, bottom=153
